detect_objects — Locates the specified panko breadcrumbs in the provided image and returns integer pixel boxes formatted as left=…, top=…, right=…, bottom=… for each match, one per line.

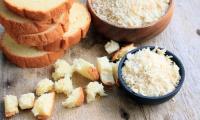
left=92, top=0, right=170, bottom=27
left=122, top=48, right=180, bottom=96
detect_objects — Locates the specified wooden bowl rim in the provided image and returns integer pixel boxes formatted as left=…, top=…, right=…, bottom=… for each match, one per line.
left=87, top=0, right=174, bottom=29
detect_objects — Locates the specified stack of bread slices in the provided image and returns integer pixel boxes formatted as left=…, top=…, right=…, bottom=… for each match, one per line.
left=0, top=0, right=91, bottom=68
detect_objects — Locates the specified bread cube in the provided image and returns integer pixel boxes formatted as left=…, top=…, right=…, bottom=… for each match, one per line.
left=32, top=92, right=55, bottom=120
left=112, top=43, right=136, bottom=61
left=104, top=40, right=120, bottom=54
left=52, top=59, right=74, bottom=80
left=54, top=75, right=73, bottom=96
left=36, top=78, right=54, bottom=96
left=97, top=56, right=115, bottom=85
left=62, top=87, right=84, bottom=108
left=19, top=93, right=35, bottom=110
left=73, top=58, right=99, bottom=81
left=4, top=95, right=19, bottom=117
left=86, top=82, right=107, bottom=103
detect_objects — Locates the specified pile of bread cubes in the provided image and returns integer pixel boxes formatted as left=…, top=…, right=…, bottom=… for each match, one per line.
left=4, top=39, right=136, bottom=119
left=0, top=0, right=91, bottom=68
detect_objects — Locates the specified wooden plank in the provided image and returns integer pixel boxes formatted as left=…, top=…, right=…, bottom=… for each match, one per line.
left=0, top=0, right=200, bottom=119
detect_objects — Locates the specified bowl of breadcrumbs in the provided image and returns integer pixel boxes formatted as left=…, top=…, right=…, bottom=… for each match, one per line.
left=87, top=0, right=174, bottom=43
left=118, top=46, right=185, bottom=104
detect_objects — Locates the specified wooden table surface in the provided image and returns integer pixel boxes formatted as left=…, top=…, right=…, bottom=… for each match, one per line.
left=0, top=0, right=200, bottom=120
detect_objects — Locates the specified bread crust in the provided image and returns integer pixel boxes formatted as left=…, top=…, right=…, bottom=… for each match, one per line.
left=75, top=87, right=84, bottom=106
left=4, top=0, right=74, bottom=21
left=5, top=112, right=17, bottom=118
left=35, top=28, right=82, bottom=51
left=0, top=10, right=66, bottom=36
left=0, top=40, right=64, bottom=68
left=86, top=67, right=100, bottom=81
left=7, top=12, right=69, bottom=47
left=112, top=43, right=135, bottom=61
left=81, top=14, right=91, bottom=38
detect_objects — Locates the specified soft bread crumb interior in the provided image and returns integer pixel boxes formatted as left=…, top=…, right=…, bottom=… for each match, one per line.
left=86, top=82, right=107, bottom=103
left=54, top=75, right=74, bottom=96
left=52, top=59, right=74, bottom=80
left=35, top=78, right=54, bottom=96
left=62, top=87, right=84, bottom=108
left=104, top=40, right=120, bottom=54
left=32, top=92, right=55, bottom=117
left=2, top=33, right=46, bottom=57
left=73, top=58, right=99, bottom=81
left=97, top=56, right=115, bottom=85
left=4, top=95, right=19, bottom=116
left=19, top=93, right=35, bottom=110
left=0, top=0, right=30, bottom=22
left=64, top=3, right=90, bottom=37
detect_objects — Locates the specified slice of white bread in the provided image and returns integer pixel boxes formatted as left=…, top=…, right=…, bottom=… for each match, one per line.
left=62, top=87, right=84, bottom=108
left=0, top=33, right=64, bottom=68
left=73, top=58, right=99, bottom=81
left=19, top=93, right=35, bottom=110
left=32, top=92, right=55, bottom=120
left=52, top=59, right=74, bottom=80
left=112, top=44, right=136, bottom=61
left=86, top=82, right=107, bottom=103
left=104, top=40, right=120, bottom=54
left=35, top=3, right=91, bottom=51
left=0, top=0, right=68, bottom=36
left=4, top=0, right=73, bottom=21
left=54, top=75, right=74, bottom=96
left=8, top=12, right=68, bottom=47
left=4, top=95, right=19, bottom=117
left=97, top=56, right=115, bottom=86
left=35, top=78, right=54, bottom=96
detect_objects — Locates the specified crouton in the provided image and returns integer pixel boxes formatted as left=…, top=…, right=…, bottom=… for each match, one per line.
left=104, top=40, right=120, bottom=54
left=86, top=82, right=107, bottom=103
left=54, top=75, right=73, bottom=96
left=62, top=87, right=84, bottom=108
left=32, top=92, right=55, bottom=120
left=73, top=58, right=99, bottom=81
left=36, top=78, right=54, bottom=96
left=112, top=43, right=136, bottom=61
left=52, top=59, right=74, bottom=80
left=19, top=93, right=35, bottom=110
left=97, top=56, right=115, bottom=85
left=4, top=95, right=19, bottom=117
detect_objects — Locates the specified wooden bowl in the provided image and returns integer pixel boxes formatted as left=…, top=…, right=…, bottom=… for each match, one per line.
left=87, top=0, right=174, bottom=43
